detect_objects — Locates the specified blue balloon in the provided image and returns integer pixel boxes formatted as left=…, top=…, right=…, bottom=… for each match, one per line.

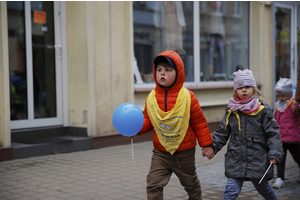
left=112, top=103, right=144, bottom=136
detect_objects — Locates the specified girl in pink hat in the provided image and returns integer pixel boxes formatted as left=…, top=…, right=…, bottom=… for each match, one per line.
left=203, top=69, right=284, bottom=200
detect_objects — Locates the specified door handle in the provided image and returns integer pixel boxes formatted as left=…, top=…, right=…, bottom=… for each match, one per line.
left=46, top=44, right=62, bottom=49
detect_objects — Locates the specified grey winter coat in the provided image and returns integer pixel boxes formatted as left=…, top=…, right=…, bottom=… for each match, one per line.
left=212, top=101, right=283, bottom=180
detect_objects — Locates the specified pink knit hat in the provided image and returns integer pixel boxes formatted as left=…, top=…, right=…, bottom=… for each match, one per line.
left=233, top=69, right=257, bottom=91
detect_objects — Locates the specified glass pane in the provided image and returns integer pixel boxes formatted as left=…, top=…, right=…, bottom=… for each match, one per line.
left=31, top=1, right=56, bottom=118
left=133, top=1, right=194, bottom=84
left=275, top=7, right=291, bottom=82
left=200, top=1, right=249, bottom=81
left=7, top=1, right=28, bottom=120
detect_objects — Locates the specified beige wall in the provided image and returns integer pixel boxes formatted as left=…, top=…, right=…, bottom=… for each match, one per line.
left=0, top=2, right=11, bottom=147
left=66, top=2, right=133, bottom=137
left=194, top=88, right=231, bottom=123
left=66, top=2, right=89, bottom=128
left=251, top=1, right=274, bottom=106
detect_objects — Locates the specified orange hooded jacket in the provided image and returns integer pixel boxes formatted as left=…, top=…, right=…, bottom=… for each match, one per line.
left=138, top=50, right=213, bottom=152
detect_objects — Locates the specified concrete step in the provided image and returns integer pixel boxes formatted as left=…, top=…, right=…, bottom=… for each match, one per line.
left=12, top=136, right=92, bottom=159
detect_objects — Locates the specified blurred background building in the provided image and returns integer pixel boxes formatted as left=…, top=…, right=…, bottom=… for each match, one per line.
left=0, top=1, right=299, bottom=160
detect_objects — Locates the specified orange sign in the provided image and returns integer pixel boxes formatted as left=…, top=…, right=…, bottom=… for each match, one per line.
left=34, top=11, right=46, bottom=24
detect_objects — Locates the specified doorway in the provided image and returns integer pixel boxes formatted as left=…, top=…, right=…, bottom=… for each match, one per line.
left=273, top=2, right=300, bottom=105
left=7, top=1, right=68, bottom=129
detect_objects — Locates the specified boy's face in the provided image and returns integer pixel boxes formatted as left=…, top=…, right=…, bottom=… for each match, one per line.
left=156, top=64, right=176, bottom=88
left=235, top=86, right=254, bottom=100
left=277, top=95, right=290, bottom=102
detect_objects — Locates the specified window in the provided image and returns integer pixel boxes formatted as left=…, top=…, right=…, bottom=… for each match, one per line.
left=274, top=7, right=291, bottom=81
left=133, top=1, right=250, bottom=87
left=200, top=1, right=249, bottom=81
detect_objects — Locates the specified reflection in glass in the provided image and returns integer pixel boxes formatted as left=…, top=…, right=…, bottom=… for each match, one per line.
left=7, top=2, right=28, bottom=120
left=133, top=1, right=250, bottom=84
left=133, top=1, right=194, bottom=83
left=275, top=7, right=290, bottom=82
left=31, top=1, right=56, bottom=118
left=200, top=1, right=249, bottom=81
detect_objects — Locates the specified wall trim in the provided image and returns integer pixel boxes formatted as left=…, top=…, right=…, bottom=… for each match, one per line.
left=92, top=121, right=221, bottom=149
left=0, top=147, right=13, bottom=161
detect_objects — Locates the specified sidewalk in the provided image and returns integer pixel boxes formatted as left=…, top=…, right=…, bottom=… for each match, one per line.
left=0, top=140, right=299, bottom=200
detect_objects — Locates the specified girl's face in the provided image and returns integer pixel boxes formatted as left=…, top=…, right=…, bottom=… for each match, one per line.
left=156, top=64, right=176, bottom=87
left=235, top=86, right=254, bottom=100
left=277, top=95, right=291, bottom=102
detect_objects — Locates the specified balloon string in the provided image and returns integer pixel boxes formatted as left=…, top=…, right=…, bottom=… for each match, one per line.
left=131, top=138, right=134, bottom=160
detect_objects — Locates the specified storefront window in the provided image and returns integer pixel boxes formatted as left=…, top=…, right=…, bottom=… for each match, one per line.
left=275, top=7, right=291, bottom=82
left=133, top=1, right=250, bottom=85
left=200, top=1, right=249, bottom=81
left=133, top=1, right=194, bottom=84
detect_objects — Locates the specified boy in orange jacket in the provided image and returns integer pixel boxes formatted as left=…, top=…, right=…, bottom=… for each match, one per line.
left=136, top=50, right=213, bottom=200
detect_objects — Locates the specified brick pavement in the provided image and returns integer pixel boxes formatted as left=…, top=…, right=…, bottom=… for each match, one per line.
left=0, top=140, right=299, bottom=200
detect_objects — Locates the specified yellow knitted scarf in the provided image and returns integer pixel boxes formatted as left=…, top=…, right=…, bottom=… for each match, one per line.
left=147, top=86, right=191, bottom=155
left=225, top=103, right=265, bottom=133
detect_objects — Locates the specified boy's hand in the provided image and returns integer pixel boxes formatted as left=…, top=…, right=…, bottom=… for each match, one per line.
left=202, top=146, right=214, bottom=160
left=270, top=158, right=278, bottom=165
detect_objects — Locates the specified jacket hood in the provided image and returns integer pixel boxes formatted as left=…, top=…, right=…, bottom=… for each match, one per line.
left=153, top=50, right=185, bottom=92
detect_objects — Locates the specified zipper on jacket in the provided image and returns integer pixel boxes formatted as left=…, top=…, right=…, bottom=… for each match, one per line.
left=165, top=89, right=168, bottom=112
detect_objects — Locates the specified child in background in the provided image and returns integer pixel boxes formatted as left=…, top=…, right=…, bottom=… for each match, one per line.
left=136, top=50, right=213, bottom=200
left=272, top=78, right=300, bottom=189
left=203, top=69, right=283, bottom=200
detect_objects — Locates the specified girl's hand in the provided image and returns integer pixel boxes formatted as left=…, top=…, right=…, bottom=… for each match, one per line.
left=270, top=158, right=278, bottom=165
left=202, top=146, right=214, bottom=160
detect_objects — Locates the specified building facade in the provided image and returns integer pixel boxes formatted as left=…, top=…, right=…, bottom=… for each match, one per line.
left=0, top=1, right=299, bottom=160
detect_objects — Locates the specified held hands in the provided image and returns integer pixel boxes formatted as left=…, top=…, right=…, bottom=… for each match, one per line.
left=292, top=101, right=300, bottom=113
left=202, top=146, right=214, bottom=160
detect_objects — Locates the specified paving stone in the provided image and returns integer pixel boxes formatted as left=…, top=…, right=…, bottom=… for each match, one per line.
left=0, top=141, right=299, bottom=200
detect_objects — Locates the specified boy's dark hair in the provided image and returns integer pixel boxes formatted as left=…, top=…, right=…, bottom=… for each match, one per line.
left=154, top=56, right=177, bottom=71
left=156, top=60, right=170, bottom=68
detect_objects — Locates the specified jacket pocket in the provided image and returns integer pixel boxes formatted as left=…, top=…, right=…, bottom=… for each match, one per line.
left=225, top=151, right=241, bottom=163
left=224, top=151, right=242, bottom=177
left=252, top=132, right=268, bottom=152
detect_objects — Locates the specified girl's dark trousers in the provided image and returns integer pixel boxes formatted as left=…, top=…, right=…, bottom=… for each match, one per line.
left=277, top=143, right=300, bottom=180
